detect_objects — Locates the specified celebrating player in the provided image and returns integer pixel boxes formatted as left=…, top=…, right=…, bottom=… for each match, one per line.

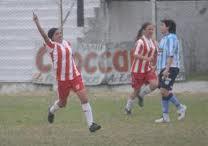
left=33, top=12, right=101, bottom=132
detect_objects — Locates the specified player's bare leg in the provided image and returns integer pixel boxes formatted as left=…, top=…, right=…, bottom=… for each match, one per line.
left=137, top=79, right=158, bottom=107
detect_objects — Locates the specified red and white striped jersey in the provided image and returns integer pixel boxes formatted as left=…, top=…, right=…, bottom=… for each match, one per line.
left=131, top=36, right=156, bottom=73
left=46, top=39, right=80, bottom=81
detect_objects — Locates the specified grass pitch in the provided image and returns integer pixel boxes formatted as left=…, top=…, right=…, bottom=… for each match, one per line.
left=0, top=89, right=208, bottom=146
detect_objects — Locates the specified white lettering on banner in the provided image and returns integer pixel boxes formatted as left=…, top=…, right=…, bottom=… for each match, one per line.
left=82, top=74, right=104, bottom=85
left=107, top=73, right=131, bottom=85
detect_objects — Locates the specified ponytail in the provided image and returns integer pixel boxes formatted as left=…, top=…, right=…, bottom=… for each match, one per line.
left=135, top=22, right=152, bottom=42
left=135, top=28, right=143, bottom=42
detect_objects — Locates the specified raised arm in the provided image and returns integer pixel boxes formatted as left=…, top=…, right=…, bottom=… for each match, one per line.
left=33, top=12, right=50, bottom=45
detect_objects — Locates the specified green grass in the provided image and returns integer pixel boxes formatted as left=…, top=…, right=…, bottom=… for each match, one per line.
left=186, top=72, right=208, bottom=81
left=0, top=90, right=208, bottom=146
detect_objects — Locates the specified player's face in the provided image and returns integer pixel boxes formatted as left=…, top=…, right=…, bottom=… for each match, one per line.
left=160, top=22, right=169, bottom=34
left=144, top=24, right=154, bottom=38
left=52, top=30, right=62, bottom=43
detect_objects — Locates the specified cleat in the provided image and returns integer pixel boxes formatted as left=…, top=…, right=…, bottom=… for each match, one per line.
left=48, top=108, right=55, bottom=123
left=89, top=123, right=101, bottom=132
left=177, top=104, right=187, bottom=120
left=155, top=117, right=170, bottom=123
left=125, top=108, right=132, bottom=115
left=155, top=113, right=170, bottom=123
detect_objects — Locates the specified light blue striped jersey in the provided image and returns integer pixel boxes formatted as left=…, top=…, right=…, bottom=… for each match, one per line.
left=157, top=33, right=180, bottom=72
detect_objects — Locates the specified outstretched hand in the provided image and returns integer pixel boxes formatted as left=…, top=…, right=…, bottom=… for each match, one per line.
left=146, top=56, right=153, bottom=62
left=32, top=11, right=49, bottom=43
left=33, top=11, right=39, bottom=23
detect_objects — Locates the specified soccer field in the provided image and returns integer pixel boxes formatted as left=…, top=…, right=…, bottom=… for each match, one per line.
left=0, top=90, right=208, bottom=146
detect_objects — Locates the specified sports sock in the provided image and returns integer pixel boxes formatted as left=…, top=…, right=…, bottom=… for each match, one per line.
left=49, top=100, right=60, bottom=114
left=162, top=113, right=169, bottom=120
left=161, top=98, right=169, bottom=114
left=169, top=93, right=182, bottom=109
left=138, top=85, right=152, bottom=98
left=125, top=98, right=134, bottom=111
left=82, top=102, right=93, bottom=127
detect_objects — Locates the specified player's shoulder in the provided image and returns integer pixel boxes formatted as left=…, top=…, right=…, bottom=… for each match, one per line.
left=136, top=39, right=144, bottom=45
left=62, top=40, right=71, bottom=46
left=167, top=33, right=178, bottom=39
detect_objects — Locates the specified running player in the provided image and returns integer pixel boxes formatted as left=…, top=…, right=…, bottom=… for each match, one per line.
left=125, top=22, right=158, bottom=114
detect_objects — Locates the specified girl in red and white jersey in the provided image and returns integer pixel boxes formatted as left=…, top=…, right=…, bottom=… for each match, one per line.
left=125, top=22, right=158, bottom=114
left=33, top=12, right=101, bottom=132
left=46, top=35, right=80, bottom=81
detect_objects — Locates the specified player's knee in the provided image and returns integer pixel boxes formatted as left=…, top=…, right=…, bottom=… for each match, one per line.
left=160, top=89, right=169, bottom=97
left=150, top=82, right=158, bottom=90
left=81, top=99, right=88, bottom=104
left=131, top=89, right=139, bottom=99
left=77, top=90, right=89, bottom=104
left=58, top=100, right=67, bottom=108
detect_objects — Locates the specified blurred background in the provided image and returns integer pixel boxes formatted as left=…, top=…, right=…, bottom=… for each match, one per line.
left=0, top=0, right=207, bottom=92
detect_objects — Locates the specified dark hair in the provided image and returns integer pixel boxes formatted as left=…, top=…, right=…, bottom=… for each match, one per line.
left=47, top=28, right=58, bottom=40
left=135, top=22, right=152, bottom=42
left=161, top=19, right=176, bottom=34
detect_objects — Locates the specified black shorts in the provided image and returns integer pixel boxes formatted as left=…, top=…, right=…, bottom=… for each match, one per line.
left=158, top=67, right=179, bottom=90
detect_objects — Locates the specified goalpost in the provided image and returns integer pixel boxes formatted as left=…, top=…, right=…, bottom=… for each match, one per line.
left=58, top=0, right=83, bottom=38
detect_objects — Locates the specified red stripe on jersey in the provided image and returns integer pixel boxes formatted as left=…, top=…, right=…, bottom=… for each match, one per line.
left=141, top=38, right=148, bottom=72
left=65, top=47, right=70, bottom=80
left=131, top=43, right=140, bottom=73
left=137, top=46, right=143, bottom=72
left=138, top=59, right=143, bottom=72
left=131, top=59, right=137, bottom=73
left=57, top=45, right=62, bottom=80
left=48, top=40, right=81, bottom=81
left=131, top=37, right=156, bottom=73
left=137, top=39, right=145, bottom=73
left=138, top=44, right=143, bottom=54
left=141, top=38, right=147, bottom=56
